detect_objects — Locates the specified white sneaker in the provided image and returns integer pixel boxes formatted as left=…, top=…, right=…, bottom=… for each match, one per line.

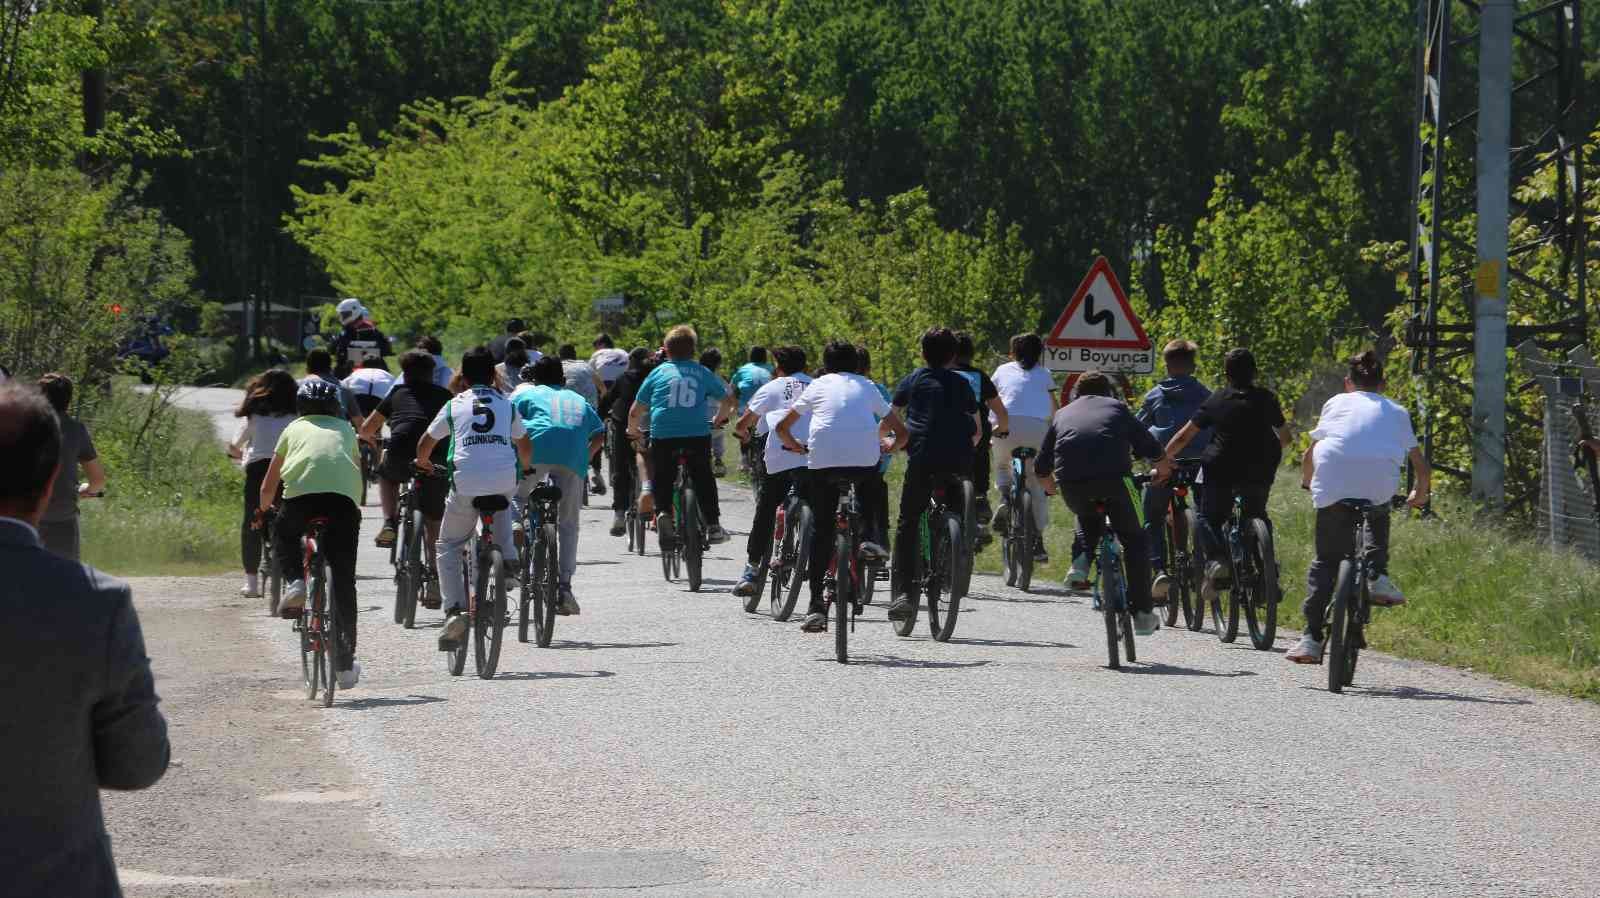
left=438, top=611, right=468, bottom=649
left=1370, top=574, right=1406, bottom=606
left=1133, top=611, right=1161, bottom=636
left=241, top=574, right=261, bottom=599
left=1066, top=555, right=1092, bottom=590
left=336, top=662, right=361, bottom=690
left=1150, top=573, right=1170, bottom=602
left=280, top=580, right=307, bottom=615
left=1286, top=634, right=1324, bottom=664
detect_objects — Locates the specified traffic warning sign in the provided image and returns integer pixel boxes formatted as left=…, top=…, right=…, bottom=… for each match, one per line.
left=1043, top=256, right=1154, bottom=373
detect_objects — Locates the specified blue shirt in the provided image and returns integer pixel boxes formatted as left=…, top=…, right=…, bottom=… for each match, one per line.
left=730, top=363, right=774, bottom=411
left=636, top=360, right=729, bottom=439
left=511, top=384, right=604, bottom=478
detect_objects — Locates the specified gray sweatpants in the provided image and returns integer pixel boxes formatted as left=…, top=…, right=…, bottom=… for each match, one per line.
left=1302, top=502, right=1391, bottom=639
left=992, top=415, right=1051, bottom=534
left=518, top=466, right=583, bottom=588
left=436, top=489, right=517, bottom=613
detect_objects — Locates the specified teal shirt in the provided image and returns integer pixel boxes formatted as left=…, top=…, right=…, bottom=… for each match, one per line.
left=637, top=360, right=729, bottom=439
left=730, top=362, right=774, bottom=411
left=511, top=384, right=604, bottom=477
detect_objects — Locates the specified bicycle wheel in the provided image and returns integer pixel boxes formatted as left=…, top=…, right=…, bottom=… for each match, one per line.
left=1327, top=560, right=1359, bottom=693
left=267, top=553, right=282, bottom=618
left=393, top=511, right=412, bottom=625
left=1001, top=515, right=1018, bottom=587
left=893, top=516, right=922, bottom=638
left=446, top=548, right=470, bottom=676
left=1211, top=544, right=1240, bottom=643
left=536, top=523, right=558, bottom=647
left=300, top=616, right=317, bottom=700
left=1160, top=516, right=1180, bottom=628
left=955, top=479, right=976, bottom=598
left=747, top=520, right=775, bottom=615
left=1016, top=491, right=1035, bottom=593
left=683, top=488, right=703, bottom=593
left=1244, top=519, right=1279, bottom=650
left=474, top=548, right=507, bottom=679
left=1182, top=508, right=1204, bottom=631
left=833, top=531, right=851, bottom=664
left=927, top=513, right=962, bottom=642
left=317, top=564, right=337, bottom=708
left=518, top=543, right=533, bottom=645
left=1100, top=550, right=1122, bottom=670
left=782, top=504, right=813, bottom=621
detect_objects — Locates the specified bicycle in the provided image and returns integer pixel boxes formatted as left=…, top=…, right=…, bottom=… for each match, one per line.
left=444, top=496, right=511, bottom=680
left=1092, top=474, right=1156, bottom=670
left=892, top=474, right=966, bottom=643
left=1323, top=497, right=1406, bottom=693
left=820, top=476, right=878, bottom=663
left=357, top=438, right=382, bottom=507
left=1154, top=465, right=1203, bottom=631
left=1206, top=492, right=1280, bottom=650
left=260, top=501, right=282, bottom=617
left=1000, top=448, right=1039, bottom=592
left=292, top=517, right=341, bottom=707
left=754, top=472, right=812, bottom=621
left=660, top=447, right=707, bottom=592
left=393, top=465, right=444, bottom=629
left=519, top=482, right=562, bottom=647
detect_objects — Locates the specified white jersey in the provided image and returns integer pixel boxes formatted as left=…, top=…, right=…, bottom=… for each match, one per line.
left=342, top=367, right=396, bottom=400
left=425, top=384, right=526, bottom=499
left=791, top=372, right=889, bottom=470
left=747, top=373, right=814, bottom=475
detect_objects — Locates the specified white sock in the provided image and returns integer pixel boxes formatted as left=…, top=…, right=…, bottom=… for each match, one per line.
left=244, top=572, right=259, bottom=593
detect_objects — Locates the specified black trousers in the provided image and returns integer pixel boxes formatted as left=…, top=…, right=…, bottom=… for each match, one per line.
left=276, top=493, right=361, bottom=668
left=650, top=436, right=721, bottom=524
left=242, top=458, right=271, bottom=573
left=747, top=467, right=808, bottom=565
left=891, top=461, right=969, bottom=600
left=608, top=423, right=635, bottom=513
left=1196, top=470, right=1272, bottom=567
left=807, top=466, right=883, bottom=612
left=1058, top=475, right=1153, bottom=613
left=1302, top=502, right=1391, bottom=639
left=971, top=436, right=992, bottom=505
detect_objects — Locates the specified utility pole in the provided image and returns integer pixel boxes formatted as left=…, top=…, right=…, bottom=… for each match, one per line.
left=1470, top=2, right=1513, bottom=513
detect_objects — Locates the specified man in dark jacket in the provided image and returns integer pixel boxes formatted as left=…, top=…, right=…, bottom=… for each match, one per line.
left=1135, top=339, right=1211, bottom=599
left=488, top=318, right=527, bottom=363
left=0, top=383, right=170, bottom=898
left=1037, top=370, right=1172, bottom=635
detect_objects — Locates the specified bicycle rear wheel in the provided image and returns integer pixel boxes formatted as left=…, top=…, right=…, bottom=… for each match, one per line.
left=833, top=532, right=852, bottom=664
left=1211, top=549, right=1240, bottom=643
left=300, top=618, right=317, bottom=700
left=393, top=510, right=412, bottom=625
left=1160, top=515, right=1180, bottom=628
left=536, top=523, right=558, bottom=647
left=1016, top=492, right=1035, bottom=593
left=1244, top=519, right=1279, bottom=650
left=927, top=513, right=962, bottom=642
left=683, top=488, right=703, bottom=592
left=474, top=548, right=506, bottom=679
left=316, top=564, right=337, bottom=707
left=781, top=504, right=812, bottom=621
left=446, top=548, right=470, bottom=676
left=954, top=479, right=976, bottom=599
left=1181, top=508, right=1203, bottom=631
left=1100, top=551, right=1122, bottom=670
left=267, top=554, right=282, bottom=618
left=1327, top=560, right=1359, bottom=693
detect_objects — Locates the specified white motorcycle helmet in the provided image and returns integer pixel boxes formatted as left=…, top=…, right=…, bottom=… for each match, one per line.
left=336, top=297, right=366, bottom=326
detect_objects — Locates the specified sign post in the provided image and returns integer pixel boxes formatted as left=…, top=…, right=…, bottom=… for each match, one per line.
left=1042, top=257, right=1153, bottom=375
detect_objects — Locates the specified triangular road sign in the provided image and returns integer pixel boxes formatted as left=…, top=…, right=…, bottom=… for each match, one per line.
left=1045, top=257, right=1150, bottom=350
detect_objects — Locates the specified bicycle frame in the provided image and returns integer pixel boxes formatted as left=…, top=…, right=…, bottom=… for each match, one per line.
left=826, top=484, right=867, bottom=607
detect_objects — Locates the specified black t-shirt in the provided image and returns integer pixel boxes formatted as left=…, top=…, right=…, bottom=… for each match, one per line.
left=377, top=382, right=452, bottom=462
left=953, top=364, right=999, bottom=437
left=607, top=368, right=645, bottom=426
left=1191, top=385, right=1285, bottom=484
left=893, top=367, right=978, bottom=470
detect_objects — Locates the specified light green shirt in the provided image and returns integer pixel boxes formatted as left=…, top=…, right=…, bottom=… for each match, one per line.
left=274, top=415, right=361, bottom=503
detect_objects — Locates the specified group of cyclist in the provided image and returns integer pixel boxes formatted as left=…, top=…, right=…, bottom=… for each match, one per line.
left=229, top=300, right=1430, bottom=687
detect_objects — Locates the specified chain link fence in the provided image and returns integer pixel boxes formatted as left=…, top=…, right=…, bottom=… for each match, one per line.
left=1519, top=342, right=1600, bottom=560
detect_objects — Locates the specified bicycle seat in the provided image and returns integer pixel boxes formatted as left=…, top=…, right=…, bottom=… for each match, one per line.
left=824, top=470, right=873, bottom=486
left=528, top=484, right=562, bottom=502
left=1011, top=447, right=1037, bottom=460
left=471, top=495, right=511, bottom=513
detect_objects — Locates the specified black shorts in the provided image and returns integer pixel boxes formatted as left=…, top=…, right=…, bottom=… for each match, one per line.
left=380, top=446, right=448, bottom=519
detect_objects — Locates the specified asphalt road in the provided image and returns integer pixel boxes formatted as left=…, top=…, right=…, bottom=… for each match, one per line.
left=103, top=386, right=1600, bottom=896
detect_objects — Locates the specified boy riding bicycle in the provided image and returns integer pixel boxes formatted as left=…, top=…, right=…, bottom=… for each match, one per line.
left=415, top=347, right=534, bottom=652
left=1037, top=370, right=1174, bottom=636
left=1287, top=350, right=1430, bottom=664
left=1135, top=339, right=1211, bottom=600
left=732, top=346, right=814, bottom=598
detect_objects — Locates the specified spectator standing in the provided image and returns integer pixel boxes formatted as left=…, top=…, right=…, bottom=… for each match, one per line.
left=35, top=373, right=107, bottom=561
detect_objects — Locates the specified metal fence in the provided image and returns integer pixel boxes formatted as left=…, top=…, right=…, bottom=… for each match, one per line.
left=1519, top=341, right=1600, bottom=560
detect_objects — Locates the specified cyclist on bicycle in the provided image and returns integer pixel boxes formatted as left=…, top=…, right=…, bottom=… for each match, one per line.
left=330, top=298, right=392, bottom=379
left=776, top=340, right=904, bottom=632
left=990, top=333, right=1057, bottom=563
left=699, top=347, right=732, bottom=478
left=590, top=333, right=630, bottom=392
left=302, top=348, right=363, bottom=430
left=257, top=379, right=365, bottom=688
left=627, top=326, right=735, bottom=548
left=1162, top=348, right=1290, bottom=608
left=1037, top=370, right=1173, bottom=636
left=730, top=346, right=774, bottom=415
left=419, top=335, right=453, bottom=389
left=558, top=343, right=606, bottom=495
left=857, top=345, right=894, bottom=552
left=953, top=332, right=1010, bottom=533
left=1135, top=339, right=1211, bottom=600
left=1287, top=349, right=1430, bottom=663
left=512, top=356, right=605, bottom=615
left=228, top=369, right=297, bottom=599
left=732, top=346, right=813, bottom=597
left=415, top=347, right=534, bottom=652
left=342, top=357, right=395, bottom=420
left=602, top=348, right=654, bottom=536
left=358, top=350, right=450, bottom=565
left=886, top=327, right=979, bottom=624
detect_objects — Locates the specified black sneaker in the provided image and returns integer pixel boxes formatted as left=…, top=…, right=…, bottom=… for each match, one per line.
left=801, top=612, right=827, bottom=632
left=887, top=597, right=914, bottom=621
left=656, top=513, right=676, bottom=551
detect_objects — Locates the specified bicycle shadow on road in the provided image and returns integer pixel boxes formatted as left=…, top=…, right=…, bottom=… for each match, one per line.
left=947, top=637, right=1076, bottom=650
left=548, top=641, right=679, bottom=651
left=1117, top=662, right=1257, bottom=678
left=334, top=694, right=447, bottom=711
left=815, top=654, right=992, bottom=670
left=1304, top=684, right=1533, bottom=706
left=488, top=669, right=618, bottom=682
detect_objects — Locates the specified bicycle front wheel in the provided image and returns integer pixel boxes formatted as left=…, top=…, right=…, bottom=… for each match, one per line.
left=927, top=513, right=962, bottom=642
left=1017, top=491, right=1035, bottom=593
left=1244, top=519, right=1279, bottom=650
left=781, top=504, right=813, bottom=621
left=536, top=523, right=558, bottom=647
left=446, top=549, right=470, bottom=676
left=1160, top=515, right=1180, bottom=628
left=1211, top=553, right=1240, bottom=643
left=1101, top=553, right=1123, bottom=670
left=267, top=554, right=282, bottom=619
left=954, top=479, right=976, bottom=599
left=317, top=566, right=337, bottom=707
left=683, top=488, right=703, bottom=593
left=1327, top=560, right=1360, bottom=693
left=474, top=548, right=507, bottom=679
left=833, top=531, right=852, bottom=664
left=1181, top=508, right=1204, bottom=631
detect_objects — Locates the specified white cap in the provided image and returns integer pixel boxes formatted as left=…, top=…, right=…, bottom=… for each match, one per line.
left=336, top=297, right=364, bottom=324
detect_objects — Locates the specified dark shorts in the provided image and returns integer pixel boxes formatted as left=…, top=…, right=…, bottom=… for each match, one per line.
left=380, top=443, right=448, bottom=519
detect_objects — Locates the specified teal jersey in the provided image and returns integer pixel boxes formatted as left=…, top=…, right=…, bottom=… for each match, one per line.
left=730, top=362, right=774, bottom=410
left=636, top=360, right=729, bottom=439
left=511, top=384, right=604, bottom=477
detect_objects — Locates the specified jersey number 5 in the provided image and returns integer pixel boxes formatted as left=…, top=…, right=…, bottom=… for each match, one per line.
left=471, top=400, right=496, bottom=434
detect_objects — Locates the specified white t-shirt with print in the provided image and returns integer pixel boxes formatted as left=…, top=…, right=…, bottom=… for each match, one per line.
left=991, top=361, right=1054, bottom=421
left=425, top=384, right=526, bottom=499
left=590, top=348, right=629, bottom=384
left=1308, top=391, right=1418, bottom=508
left=790, top=373, right=890, bottom=470
left=747, top=373, right=814, bottom=475
left=342, top=367, right=396, bottom=400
